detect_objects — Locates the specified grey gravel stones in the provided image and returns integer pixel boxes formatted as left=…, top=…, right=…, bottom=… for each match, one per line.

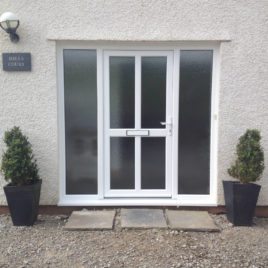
left=0, top=214, right=268, bottom=267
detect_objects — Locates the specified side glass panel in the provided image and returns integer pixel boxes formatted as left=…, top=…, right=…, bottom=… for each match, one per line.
left=110, top=57, right=135, bottom=128
left=141, top=57, right=166, bottom=128
left=110, top=138, right=135, bottom=189
left=64, top=49, right=97, bottom=195
left=178, top=50, right=213, bottom=194
left=141, top=138, right=166, bottom=189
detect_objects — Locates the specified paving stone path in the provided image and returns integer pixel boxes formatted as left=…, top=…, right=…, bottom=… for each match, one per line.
left=64, top=209, right=220, bottom=231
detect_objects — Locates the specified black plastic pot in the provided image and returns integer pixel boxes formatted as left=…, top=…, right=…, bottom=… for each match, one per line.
left=223, top=181, right=261, bottom=226
left=4, top=180, right=42, bottom=226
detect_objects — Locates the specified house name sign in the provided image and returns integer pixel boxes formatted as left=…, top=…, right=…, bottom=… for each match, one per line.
left=2, top=53, right=31, bottom=71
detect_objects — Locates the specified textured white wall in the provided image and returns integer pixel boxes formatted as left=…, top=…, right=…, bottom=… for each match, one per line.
left=0, top=0, right=267, bottom=205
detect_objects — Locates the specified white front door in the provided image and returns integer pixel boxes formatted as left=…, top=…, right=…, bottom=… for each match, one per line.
left=104, top=50, right=173, bottom=197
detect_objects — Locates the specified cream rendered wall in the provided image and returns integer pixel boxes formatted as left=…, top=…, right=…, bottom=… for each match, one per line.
left=0, top=0, right=267, bottom=205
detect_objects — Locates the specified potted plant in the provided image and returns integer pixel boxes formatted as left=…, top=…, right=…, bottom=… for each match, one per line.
left=223, top=129, right=265, bottom=226
left=0, top=127, right=42, bottom=226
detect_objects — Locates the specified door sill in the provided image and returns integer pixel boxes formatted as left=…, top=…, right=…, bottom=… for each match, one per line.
left=58, top=196, right=217, bottom=207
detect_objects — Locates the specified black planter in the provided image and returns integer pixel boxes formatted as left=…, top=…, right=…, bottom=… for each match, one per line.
left=223, top=181, right=261, bottom=226
left=4, top=180, right=42, bottom=226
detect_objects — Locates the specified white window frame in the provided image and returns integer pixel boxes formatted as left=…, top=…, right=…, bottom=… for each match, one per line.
left=56, top=41, right=220, bottom=207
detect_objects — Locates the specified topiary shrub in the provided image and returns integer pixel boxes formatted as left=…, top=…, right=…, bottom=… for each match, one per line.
left=0, top=126, right=40, bottom=186
left=228, top=129, right=265, bottom=183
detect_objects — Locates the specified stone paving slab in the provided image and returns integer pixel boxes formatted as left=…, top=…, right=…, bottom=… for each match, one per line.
left=64, top=210, right=115, bottom=230
left=121, top=209, right=167, bottom=229
left=166, top=210, right=220, bottom=232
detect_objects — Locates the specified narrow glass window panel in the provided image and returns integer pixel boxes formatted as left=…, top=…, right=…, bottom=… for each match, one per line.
left=178, top=50, right=213, bottom=194
left=110, top=57, right=135, bottom=128
left=141, top=138, right=165, bottom=189
left=141, top=57, right=166, bottom=128
left=64, top=49, right=97, bottom=195
left=110, top=138, right=135, bottom=189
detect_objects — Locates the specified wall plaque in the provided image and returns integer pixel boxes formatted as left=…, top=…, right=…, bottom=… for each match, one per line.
left=2, top=53, right=31, bottom=71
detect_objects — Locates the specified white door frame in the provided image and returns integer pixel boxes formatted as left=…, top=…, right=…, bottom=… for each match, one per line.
left=56, top=41, right=219, bottom=206
left=103, top=50, right=173, bottom=197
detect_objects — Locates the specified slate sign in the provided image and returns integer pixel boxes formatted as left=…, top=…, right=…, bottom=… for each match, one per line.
left=2, top=53, right=31, bottom=71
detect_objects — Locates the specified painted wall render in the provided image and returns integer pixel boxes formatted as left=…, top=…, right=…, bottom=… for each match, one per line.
left=0, top=0, right=268, bottom=205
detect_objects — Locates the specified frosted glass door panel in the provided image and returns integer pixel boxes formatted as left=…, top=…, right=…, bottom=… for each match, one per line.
left=178, top=50, right=213, bottom=194
left=104, top=50, right=172, bottom=197
left=141, top=138, right=165, bottom=189
left=141, top=57, right=166, bottom=128
left=110, top=57, right=135, bottom=128
left=64, top=49, right=97, bottom=195
left=110, top=138, right=135, bottom=189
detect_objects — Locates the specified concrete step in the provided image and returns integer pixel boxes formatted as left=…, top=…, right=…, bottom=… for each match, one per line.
left=121, top=208, right=167, bottom=229
left=166, top=210, right=220, bottom=232
left=64, top=209, right=220, bottom=232
left=64, top=210, right=115, bottom=230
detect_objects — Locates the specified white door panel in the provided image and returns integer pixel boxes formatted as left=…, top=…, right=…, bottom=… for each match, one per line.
left=104, top=50, right=173, bottom=197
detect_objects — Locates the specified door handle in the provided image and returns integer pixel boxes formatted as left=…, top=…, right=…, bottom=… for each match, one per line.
left=160, top=121, right=172, bottom=126
left=160, top=117, right=173, bottom=135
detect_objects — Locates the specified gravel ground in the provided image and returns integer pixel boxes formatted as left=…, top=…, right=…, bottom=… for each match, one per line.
left=0, top=212, right=268, bottom=268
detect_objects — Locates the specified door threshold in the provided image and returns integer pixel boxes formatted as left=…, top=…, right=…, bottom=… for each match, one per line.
left=58, top=196, right=217, bottom=207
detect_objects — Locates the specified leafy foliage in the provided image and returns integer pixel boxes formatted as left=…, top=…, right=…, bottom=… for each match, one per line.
left=228, top=129, right=265, bottom=183
left=0, top=127, right=40, bottom=186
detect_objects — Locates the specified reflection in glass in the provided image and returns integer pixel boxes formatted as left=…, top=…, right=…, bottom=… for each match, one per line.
left=178, top=50, right=213, bottom=194
left=110, top=57, right=135, bottom=128
left=141, top=57, right=166, bottom=128
left=110, top=138, right=135, bottom=189
left=141, top=138, right=165, bottom=189
left=64, top=49, right=97, bottom=195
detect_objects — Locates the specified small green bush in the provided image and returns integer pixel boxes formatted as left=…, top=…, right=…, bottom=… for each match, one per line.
left=0, top=127, right=40, bottom=186
left=228, top=129, right=265, bottom=183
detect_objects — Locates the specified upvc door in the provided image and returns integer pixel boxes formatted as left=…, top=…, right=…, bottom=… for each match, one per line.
left=104, top=50, right=173, bottom=197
